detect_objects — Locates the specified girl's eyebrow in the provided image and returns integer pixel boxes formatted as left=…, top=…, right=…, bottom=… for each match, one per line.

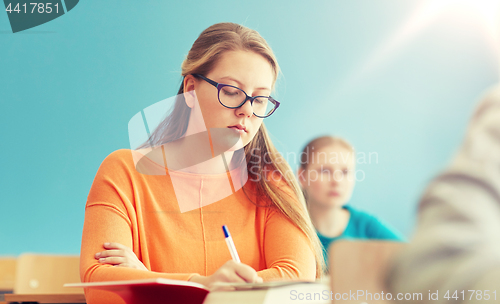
left=219, top=76, right=271, bottom=91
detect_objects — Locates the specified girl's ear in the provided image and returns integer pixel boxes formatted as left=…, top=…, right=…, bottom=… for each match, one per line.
left=183, top=75, right=197, bottom=108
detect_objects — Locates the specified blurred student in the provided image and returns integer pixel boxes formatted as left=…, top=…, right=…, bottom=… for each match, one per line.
left=387, top=85, right=500, bottom=303
left=298, top=136, right=405, bottom=266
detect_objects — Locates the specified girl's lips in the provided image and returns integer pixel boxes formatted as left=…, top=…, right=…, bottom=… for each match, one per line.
left=328, top=191, right=340, bottom=197
left=228, top=124, right=247, bottom=131
left=228, top=126, right=247, bottom=134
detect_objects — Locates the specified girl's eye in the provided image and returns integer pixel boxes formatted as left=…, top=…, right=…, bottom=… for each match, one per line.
left=222, top=87, right=241, bottom=96
left=255, top=97, right=270, bottom=105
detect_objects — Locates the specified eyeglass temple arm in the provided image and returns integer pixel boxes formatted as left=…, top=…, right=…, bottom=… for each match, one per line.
left=192, top=73, right=219, bottom=88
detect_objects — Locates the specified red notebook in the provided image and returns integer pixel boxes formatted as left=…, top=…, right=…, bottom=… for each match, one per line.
left=65, top=278, right=209, bottom=304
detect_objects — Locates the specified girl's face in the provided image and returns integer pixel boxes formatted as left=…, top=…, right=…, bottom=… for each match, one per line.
left=299, top=145, right=356, bottom=208
left=184, top=50, right=274, bottom=149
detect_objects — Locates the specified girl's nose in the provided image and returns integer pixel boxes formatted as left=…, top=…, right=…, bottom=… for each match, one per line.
left=235, top=99, right=253, bottom=117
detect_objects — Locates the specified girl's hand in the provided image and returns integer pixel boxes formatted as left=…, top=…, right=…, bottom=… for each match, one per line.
left=189, top=260, right=263, bottom=289
left=94, top=242, right=148, bottom=271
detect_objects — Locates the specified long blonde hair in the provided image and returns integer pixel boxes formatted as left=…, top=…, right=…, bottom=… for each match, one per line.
left=141, top=22, right=325, bottom=277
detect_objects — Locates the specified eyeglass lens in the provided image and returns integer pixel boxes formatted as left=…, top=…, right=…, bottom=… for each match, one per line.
left=219, top=85, right=275, bottom=117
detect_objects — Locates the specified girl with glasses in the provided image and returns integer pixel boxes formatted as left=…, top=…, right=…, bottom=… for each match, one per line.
left=80, top=22, right=324, bottom=303
left=298, top=136, right=405, bottom=268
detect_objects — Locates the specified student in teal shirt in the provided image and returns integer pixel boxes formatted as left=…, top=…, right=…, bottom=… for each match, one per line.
left=298, top=136, right=405, bottom=267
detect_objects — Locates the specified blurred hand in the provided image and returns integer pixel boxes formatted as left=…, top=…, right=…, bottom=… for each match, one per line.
left=94, top=242, right=148, bottom=271
left=189, top=260, right=263, bottom=289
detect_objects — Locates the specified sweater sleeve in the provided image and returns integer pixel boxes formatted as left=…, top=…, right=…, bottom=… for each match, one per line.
left=255, top=176, right=316, bottom=281
left=386, top=85, right=500, bottom=303
left=80, top=150, right=199, bottom=304
left=256, top=207, right=316, bottom=281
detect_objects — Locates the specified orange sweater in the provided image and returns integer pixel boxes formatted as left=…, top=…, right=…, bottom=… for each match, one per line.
left=80, top=149, right=316, bottom=303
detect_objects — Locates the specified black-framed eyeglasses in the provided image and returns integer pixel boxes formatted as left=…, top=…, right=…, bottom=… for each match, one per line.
left=192, top=74, right=280, bottom=118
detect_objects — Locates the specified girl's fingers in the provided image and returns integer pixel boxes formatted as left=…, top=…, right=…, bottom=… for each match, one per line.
left=94, top=242, right=147, bottom=271
left=94, top=249, right=125, bottom=259
left=233, top=262, right=261, bottom=283
left=215, top=260, right=261, bottom=283
left=98, top=256, right=126, bottom=265
left=226, top=273, right=247, bottom=283
left=103, top=242, right=128, bottom=250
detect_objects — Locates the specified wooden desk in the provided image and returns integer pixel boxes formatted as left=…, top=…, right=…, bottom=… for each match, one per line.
left=3, top=293, right=85, bottom=304
left=2, top=281, right=330, bottom=304
left=0, top=258, right=16, bottom=293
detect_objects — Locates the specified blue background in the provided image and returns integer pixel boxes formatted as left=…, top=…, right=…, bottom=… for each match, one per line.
left=1, top=0, right=498, bottom=255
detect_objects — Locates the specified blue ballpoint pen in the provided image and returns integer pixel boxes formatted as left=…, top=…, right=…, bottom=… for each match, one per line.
left=222, top=225, right=241, bottom=263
